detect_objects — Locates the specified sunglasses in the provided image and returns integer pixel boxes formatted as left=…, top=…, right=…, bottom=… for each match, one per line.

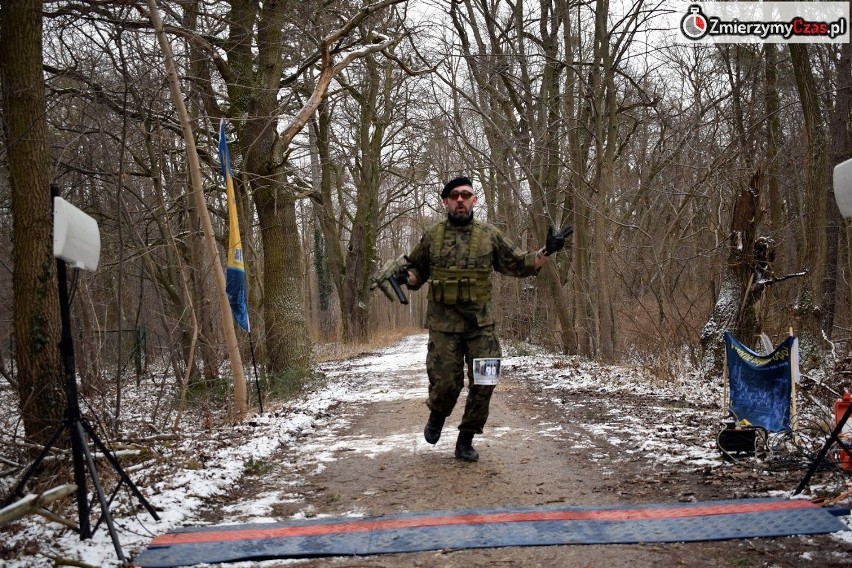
left=448, top=190, right=474, bottom=200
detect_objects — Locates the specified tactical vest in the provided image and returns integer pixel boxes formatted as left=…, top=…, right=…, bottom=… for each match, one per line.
left=428, top=220, right=492, bottom=305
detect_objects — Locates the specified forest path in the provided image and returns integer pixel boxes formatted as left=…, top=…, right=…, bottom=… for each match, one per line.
left=199, top=335, right=851, bottom=567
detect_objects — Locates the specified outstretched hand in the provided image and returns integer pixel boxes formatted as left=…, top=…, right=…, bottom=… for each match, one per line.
left=543, top=225, right=573, bottom=256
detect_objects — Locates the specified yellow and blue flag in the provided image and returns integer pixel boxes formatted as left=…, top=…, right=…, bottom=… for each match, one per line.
left=218, top=119, right=250, bottom=332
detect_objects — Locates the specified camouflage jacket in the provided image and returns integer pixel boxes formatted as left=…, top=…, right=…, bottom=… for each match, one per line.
left=406, top=217, right=539, bottom=332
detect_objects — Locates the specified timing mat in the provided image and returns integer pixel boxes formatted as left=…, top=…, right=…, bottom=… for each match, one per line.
left=134, top=498, right=849, bottom=567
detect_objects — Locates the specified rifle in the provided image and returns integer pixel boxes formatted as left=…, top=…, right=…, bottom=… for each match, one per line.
left=369, top=255, right=411, bottom=305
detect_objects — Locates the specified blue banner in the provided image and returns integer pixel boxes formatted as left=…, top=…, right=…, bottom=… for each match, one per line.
left=724, top=332, right=794, bottom=432
left=218, top=120, right=250, bottom=332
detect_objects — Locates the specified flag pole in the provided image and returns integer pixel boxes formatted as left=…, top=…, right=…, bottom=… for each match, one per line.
left=789, top=326, right=797, bottom=432
left=248, top=332, right=264, bottom=414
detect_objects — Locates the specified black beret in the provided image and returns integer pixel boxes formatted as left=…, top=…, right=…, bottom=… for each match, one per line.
left=441, top=176, right=473, bottom=198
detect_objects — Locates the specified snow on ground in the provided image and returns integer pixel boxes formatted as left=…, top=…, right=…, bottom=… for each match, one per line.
left=501, top=350, right=725, bottom=467
left=1, top=333, right=850, bottom=567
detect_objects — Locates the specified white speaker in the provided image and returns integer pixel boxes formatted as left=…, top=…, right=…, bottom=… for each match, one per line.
left=834, top=158, right=852, bottom=219
left=53, top=196, right=100, bottom=271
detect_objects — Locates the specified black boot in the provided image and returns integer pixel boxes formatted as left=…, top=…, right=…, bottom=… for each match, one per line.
left=424, top=411, right=445, bottom=444
left=455, top=430, right=479, bottom=462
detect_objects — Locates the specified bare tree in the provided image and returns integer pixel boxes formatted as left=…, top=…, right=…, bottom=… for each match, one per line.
left=313, top=32, right=427, bottom=343
left=35, top=2, right=252, bottom=424
left=193, top=0, right=405, bottom=373
left=147, top=0, right=248, bottom=417
left=826, top=41, right=852, bottom=336
left=0, top=0, right=65, bottom=445
left=5, top=0, right=852, bottom=426
left=700, top=170, right=764, bottom=376
left=790, top=44, right=830, bottom=368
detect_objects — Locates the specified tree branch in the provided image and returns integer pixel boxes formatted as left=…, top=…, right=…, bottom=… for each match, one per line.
left=752, top=271, right=808, bottom=293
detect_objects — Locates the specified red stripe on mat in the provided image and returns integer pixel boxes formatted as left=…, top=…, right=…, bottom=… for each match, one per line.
left=151, top=500, right=818, bottom=546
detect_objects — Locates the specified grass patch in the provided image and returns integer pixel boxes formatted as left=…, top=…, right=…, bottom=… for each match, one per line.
left=503, top=340, right=545, bottom=358
left=184, top=376, right=230, bottom=407
left=583, top=405, right=608, bottom=421
left=244, top=457, right=274, bottom=477
left=313, top=327, right=423, bottom=363
left=265, top=367, right=317, bottom=400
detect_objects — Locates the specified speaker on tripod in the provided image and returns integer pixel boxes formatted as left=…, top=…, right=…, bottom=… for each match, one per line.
left=796, top=158, right=852, bottom=494
left=2, top=186, right=159, bottom=561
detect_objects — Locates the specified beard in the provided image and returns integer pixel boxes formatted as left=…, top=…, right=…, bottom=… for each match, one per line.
left=447, top=207, right=474, bottom=225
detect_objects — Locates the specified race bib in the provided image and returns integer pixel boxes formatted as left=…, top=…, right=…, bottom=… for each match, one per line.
left=473, top=358, right=501, bottom=385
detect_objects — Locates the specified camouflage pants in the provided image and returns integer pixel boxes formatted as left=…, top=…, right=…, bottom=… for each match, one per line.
left=426, top=326, right=501, bottom=434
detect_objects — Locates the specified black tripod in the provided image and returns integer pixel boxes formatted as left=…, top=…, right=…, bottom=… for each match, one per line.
left=795, top=395, right=852, bottom=495
left=3, top=207, right=159, bottom=560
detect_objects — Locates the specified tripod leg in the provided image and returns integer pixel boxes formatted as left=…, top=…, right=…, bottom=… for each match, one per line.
left=73, top=422, right=125, bottom=561
left=81, top=420, right=160, bottom=520
left=92, top=480, right=124, bottom=535
left=795, top=397, right=852, bottom=494
left=69, top=418, right=92, bottom=540
left=2, top=422, right=65, bottom=508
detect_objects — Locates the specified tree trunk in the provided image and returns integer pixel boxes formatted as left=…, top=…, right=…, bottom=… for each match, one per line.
left=586, top=0, right=617, bottom=359
left=789, top=44, right=829, bottom=368
left=183, top=0, right=222, bottom=386
left=228, top=0, right=400, bottom=364
left=764, top=44, right=783, bottom=234
left=826, top=41, right=851, bottom=335
left=529, top=0, right=574, bottom=354
left=1, top=0, right=66, bottom=446
left=226, top=0, right=311, bottom=374
left=312, top=101, right=345, bottom=338
left=340, top=56, right=385, bottom=344
left=256, top=187, right=311, bottom=372
left=561, top=0, right=588, bottom=355
left=187, top=219, right=220, bottom=387
left=700, top=170, right=764, bottom=377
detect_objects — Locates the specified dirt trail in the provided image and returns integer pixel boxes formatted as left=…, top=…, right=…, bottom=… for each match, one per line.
left=208, top=351, right=852, bottom=567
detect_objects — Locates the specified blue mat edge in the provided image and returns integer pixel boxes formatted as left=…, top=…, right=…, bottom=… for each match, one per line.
left=153, top=497, right=831, bottom=535
left=134, top=499, right=851, bottom=568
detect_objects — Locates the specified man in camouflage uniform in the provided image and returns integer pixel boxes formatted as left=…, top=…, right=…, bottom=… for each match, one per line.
left=400, top=176, right=571, bottom=461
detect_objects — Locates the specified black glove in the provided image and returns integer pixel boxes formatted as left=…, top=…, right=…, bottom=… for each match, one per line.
left=543, top=225, right=573, bottom=256
left=392, top=265, right=410, bottom=287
